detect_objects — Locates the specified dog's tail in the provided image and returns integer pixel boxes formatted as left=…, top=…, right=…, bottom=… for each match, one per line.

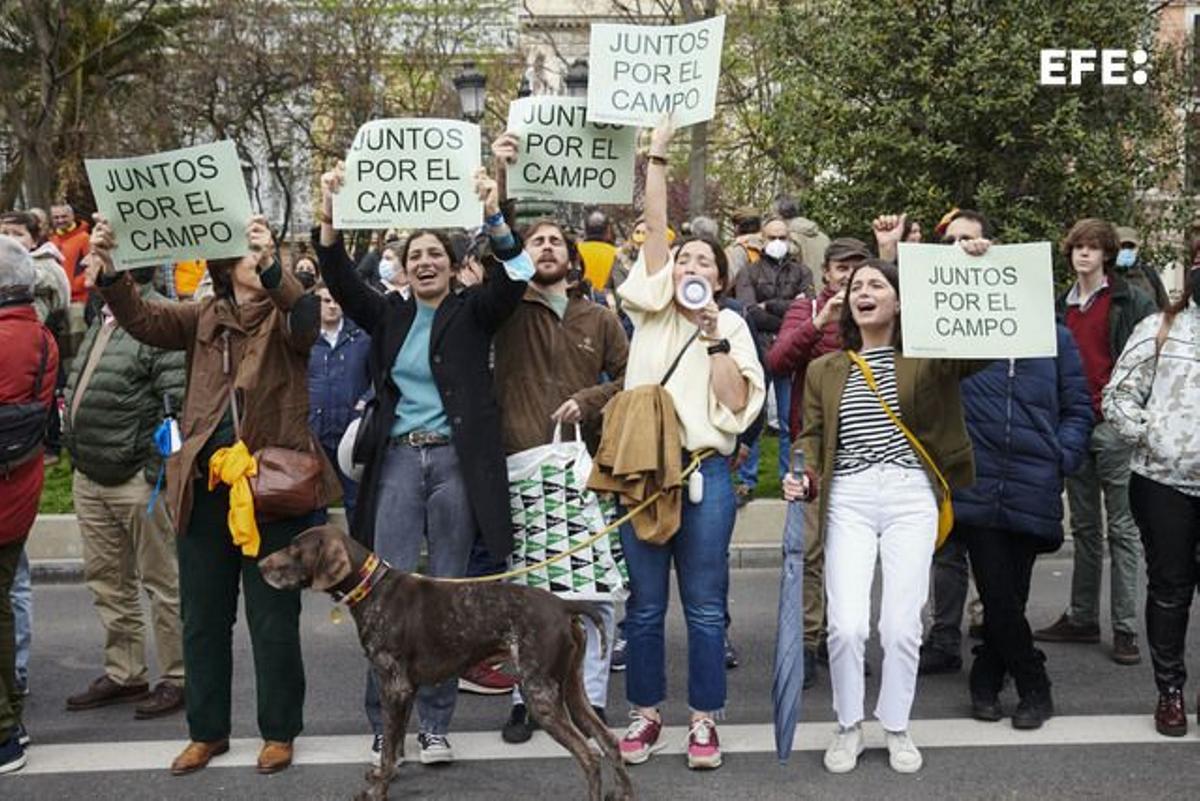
left=560, top=601, right=609, bottom=658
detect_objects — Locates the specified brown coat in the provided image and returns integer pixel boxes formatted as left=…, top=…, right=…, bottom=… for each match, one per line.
left=801, top=350, right=987, bottom=529
left=493, top=288, right=628, bottom=455
left=587, top=385, right=683, bottom=545
left=100, top=268, right=340, bottom=535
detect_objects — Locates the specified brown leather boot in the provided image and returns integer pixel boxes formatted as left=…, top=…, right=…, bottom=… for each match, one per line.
left=257, top=740, right=293, bottom=774
left=170, top=739, right=230, bottom=775
left=1155, top=689, right=1187, bottom=737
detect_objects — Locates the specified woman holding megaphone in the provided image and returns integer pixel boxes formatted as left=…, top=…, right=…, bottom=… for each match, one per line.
left=612, top=118, right=765, bottom=772
left=314, top=160, right=530, bottom=766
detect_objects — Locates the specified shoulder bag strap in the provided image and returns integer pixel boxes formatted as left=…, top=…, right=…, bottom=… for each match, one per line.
left=847, top=350, right=951, bottom=498
left=660, top=327, right=703, bottom=387
left=222, top=329, right=243, bottom=440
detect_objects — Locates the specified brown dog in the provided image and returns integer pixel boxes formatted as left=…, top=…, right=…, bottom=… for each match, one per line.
left=259, top=525, right=634, bottom=801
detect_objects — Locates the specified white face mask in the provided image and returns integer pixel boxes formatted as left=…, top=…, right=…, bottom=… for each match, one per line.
left=379, top=258, right=397, bottom=283
left=764, top=239, right=789, bottom=261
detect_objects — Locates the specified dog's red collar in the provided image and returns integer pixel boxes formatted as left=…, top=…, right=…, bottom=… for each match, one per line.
left=332, top=553, right=388, bottom=608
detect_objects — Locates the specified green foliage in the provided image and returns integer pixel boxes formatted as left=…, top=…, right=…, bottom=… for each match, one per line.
left=39, top=453, right=75, bottom=515
left=750, top=0, right=1193, bottom=280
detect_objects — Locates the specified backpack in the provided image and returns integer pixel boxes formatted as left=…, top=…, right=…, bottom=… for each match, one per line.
left=1, top=332, right=51, bottom=477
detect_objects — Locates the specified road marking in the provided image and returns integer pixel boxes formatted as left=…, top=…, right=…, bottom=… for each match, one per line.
left=10, top=714, right=1196, bottom=776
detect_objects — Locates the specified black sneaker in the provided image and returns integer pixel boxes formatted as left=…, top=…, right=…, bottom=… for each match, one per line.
left=918, top=646, right=962, bottom=675
left=0, top=731, right=26, bottom=775
left=417, top=732, right=454, bottom=764
left=610, top=637, right=627, bottom=672
left=803, top=648, right=817, bottom=690
left=502, top=704, right=537, bottom=744
left=724, top=637, right=740, bottom=670
left=369, top=732, right=402, bottom=767
left=970, top=694, right=1003, bottom=722
left=1012, top=688, right=1054, bottom=730
left=15, top=723, right=29, bottom=747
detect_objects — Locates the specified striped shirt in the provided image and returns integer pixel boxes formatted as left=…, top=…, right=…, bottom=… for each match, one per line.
left=834, top=347, right=922, bottom=475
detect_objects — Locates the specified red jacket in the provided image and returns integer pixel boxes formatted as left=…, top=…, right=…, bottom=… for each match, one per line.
left=766, top=284, right=843, bottom=440
left=0, top=304, right=59, bottom=545
left=51, top=220, right=91, bottom=303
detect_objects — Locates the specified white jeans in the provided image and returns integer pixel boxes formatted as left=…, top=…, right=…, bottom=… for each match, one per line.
left=825, top=464, right=937, bottom=731
left=513, top=600, right=615, bottom=708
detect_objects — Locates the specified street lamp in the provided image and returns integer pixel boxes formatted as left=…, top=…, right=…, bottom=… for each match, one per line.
left=453, top=62, right=488, bottom=123
left=564, top=59, right=589, bottom=98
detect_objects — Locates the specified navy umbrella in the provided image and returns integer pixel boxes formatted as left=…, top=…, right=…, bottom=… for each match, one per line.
left=771, top=497, right=806, bottom=762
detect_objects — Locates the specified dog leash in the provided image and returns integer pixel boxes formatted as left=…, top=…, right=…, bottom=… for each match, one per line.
left=430, top=449, right=715, bottom=585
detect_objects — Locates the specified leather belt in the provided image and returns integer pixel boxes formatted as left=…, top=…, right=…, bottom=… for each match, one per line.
left=390, top=431, right=451, bottom=448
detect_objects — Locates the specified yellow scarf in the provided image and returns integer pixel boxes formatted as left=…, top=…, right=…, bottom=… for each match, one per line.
left=207, top=441, right=261, bottom=557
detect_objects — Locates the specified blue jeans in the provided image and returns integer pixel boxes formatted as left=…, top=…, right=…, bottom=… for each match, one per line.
left=364, top=442, right=476, bottom=736
left=738, top=373, right=791, bottom=489
left=11, top=547, right=31, bottom=691
left=621, top=456, right=736, bottom=714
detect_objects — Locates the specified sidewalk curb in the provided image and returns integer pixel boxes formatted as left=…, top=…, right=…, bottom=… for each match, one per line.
left=28, top=500, right=1075, bottom=582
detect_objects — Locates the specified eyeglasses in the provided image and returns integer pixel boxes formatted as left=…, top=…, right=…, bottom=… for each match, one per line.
left=940, top=236, right=965, bottom=245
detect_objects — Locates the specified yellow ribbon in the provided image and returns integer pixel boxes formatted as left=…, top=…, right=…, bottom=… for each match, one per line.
left=207, top=440, right=261, bottom=557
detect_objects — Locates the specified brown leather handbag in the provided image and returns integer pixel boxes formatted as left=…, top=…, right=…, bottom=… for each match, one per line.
left=229, top=384, right=323, bottom=523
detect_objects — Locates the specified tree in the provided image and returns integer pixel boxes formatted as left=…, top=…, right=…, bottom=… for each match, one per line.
left=755, top=0, right=1193, bottom=277
left=0, top=0, right=195, bottom=209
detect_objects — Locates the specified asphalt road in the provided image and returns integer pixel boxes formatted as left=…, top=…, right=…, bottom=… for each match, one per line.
left=7, top=557, right=1200, bottom=800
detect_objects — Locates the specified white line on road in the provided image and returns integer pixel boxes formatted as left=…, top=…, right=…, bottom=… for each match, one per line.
left=10, top=714, right=1196, bottom=776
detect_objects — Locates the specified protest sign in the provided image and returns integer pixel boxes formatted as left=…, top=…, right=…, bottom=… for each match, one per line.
left=85, top=140, right=252, bottom=270
left=586, top=15, right=726, bottom=129
left=505, top=97, right=636, bottom=205
left=898, top=242, right=1058, bottom=359
left=334, top=118, right=482, bottom=229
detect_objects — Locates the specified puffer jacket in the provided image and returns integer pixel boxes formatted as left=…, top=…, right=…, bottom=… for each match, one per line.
left=308, top=318, right=372, bottom=453
left=63, top=282, right=187, bottom=486
left=952, top=324, right=1093, bottom=549
left=1103, top=303, right=1200, bottom=497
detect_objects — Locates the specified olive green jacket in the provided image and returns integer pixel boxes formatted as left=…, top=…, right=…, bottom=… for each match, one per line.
left=63, top=283, right=187, bottom=486
left=801, top=350, right=988, bottom=528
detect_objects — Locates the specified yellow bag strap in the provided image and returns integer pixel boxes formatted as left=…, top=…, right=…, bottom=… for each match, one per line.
left=847, top=350, right=951, bottom=499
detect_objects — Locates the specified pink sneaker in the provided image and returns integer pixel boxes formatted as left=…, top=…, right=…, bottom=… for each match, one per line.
left=619, top=712, right=665, bottom=764
left=687, top=718, right=722, bottom=770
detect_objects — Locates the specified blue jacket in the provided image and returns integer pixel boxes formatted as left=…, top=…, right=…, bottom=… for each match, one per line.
left=951, top=325, right=1093, bottom=549
left=308, top=319, right=372, bottom=452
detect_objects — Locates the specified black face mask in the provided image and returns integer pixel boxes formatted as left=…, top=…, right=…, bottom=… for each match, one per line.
left=296, top=271, right=317, bottom=289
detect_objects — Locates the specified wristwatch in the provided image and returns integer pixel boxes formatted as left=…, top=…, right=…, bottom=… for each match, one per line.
left=706, top=339, right=731, bottom=356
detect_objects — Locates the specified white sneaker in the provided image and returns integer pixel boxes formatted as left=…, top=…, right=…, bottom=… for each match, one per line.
left=885, top=730, right=923, bottom=773
left=823, top=725, right=864, bottom=773
left=417, top=732, right=454, bottom=765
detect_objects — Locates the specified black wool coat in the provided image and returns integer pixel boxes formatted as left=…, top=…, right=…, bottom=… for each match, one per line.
left=315, top=234, right=526, bottom=560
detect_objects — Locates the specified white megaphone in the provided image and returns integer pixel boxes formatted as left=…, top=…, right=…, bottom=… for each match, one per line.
left=676, top=274, right=713, bottom=310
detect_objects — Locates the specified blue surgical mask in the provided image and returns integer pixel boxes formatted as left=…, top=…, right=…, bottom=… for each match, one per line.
left=1115, top=248, right=1137, bottom=269
left=379, top=258, right=397, bottom=283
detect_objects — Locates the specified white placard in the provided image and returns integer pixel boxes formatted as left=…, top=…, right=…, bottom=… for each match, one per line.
left=586, top=15, right=726, bottom=129
left=85, top=141, right=253, bottom=270
left=505, top=97, right=636, bottom=205
left=899, top=242, right=1058, bottom=359
left=334, top=118, right=483, bottom=229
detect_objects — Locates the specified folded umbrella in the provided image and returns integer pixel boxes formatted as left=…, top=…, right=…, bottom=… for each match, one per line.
left=771, top=498, right=806, bottom=762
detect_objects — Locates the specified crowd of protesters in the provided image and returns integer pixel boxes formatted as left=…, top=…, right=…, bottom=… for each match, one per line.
left=1, top=119, right=1199, bottom=783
